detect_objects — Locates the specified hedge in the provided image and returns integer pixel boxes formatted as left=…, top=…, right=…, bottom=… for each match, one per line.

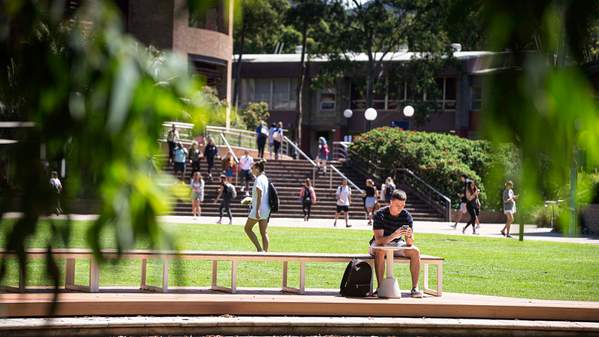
left=349, top=128, right=519, bottom=210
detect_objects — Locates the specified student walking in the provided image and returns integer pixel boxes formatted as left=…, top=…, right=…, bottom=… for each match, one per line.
left=501, top=180, right=518, bottom=238
left=462, top=180, right=481, bottom=234
left=317, top=137, right=329, bottom=173
left=238, top=150, right=254, bottom=196
left=272, top=122, right=284, bottom=160
left=204, top=137, right=218, bottom=180
left=244, top=160, right=271, bottom=252
left=381, top=177, right=396, bottom=204
left=268, top=122, right=276, bottom=159
left=214, top=174, right=235, bottom=224
left=50, top=171, right=63, bottom=215
left=256, top=121, right=268, bottom=159
left=188, top=141, right=202, bottom=174
left=451, top=174, right=471, bottom=229
left=166, top=124, right=179, bottom=166
left=363, top=179, right=379, bottom=225
left=222, top=153, right=236, bottom=180
left=190, top=171, right=204, bottom=219
left=299, top=178, right=317, bottom=221
left=173, top=142, right=188, bottom=180
left=333, top=179, right=352, bottom=228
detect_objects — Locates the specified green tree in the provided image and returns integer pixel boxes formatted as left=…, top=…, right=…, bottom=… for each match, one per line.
left=238, top=102, right=270, bottom=130
left=0, top=0, right=212, bottom=300
left=286, top=0, right=332, bottom=145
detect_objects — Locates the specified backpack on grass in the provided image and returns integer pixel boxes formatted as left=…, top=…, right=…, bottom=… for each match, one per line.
left=340, top=259, right=372, bottom=297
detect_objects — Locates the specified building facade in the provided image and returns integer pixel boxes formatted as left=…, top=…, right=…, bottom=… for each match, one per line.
left=234, top=51, right=503, bottom=156
left=121, top=0, right=234, bottom=125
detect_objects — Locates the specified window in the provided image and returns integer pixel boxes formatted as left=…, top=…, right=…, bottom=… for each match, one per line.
left=319, top=89, right=336, bottom=111
left=350, top=79, right=366, bottom=109
left=444, top=77, right=457, bottom=110
left=239, top=78, right=297, bottom=111
left=189, top=1, right=228, bottom=34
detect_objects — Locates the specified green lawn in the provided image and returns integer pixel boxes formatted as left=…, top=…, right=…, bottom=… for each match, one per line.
left=2, top=220, right=599, bottom=301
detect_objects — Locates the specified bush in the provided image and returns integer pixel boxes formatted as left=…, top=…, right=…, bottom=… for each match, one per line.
left=350, top=128, right=519, bottom=209
left=238, top=102, right=270, bottom=130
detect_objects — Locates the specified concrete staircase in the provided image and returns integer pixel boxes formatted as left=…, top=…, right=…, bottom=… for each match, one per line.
left=164, top=155, right=444, bottom=221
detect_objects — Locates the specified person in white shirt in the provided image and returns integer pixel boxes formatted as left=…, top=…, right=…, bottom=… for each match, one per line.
left=50, top=171, right=63, bottom=215
left=333, top=179, right=352, bottom=228
left=244, top=160, right=271, bottom=252
left=238, top=150, right=254, bottom=195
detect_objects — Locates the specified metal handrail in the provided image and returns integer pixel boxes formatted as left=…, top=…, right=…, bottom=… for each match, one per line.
left=220, top=132, right=239, bottom=185
left=397, top=168, right=450, bottom=204
left=219, top=133, right=239, bottom=164
left=329, top=164, right=364, bottom=194
left=283, top=136, right=316, bottom=167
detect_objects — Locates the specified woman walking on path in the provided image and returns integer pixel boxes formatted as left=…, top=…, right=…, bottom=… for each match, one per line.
left=188, top=141, right=202, bottom=174
left=299, top=178, right=317, bottom=221
left=204, top=137, right=218, bottom=180
left=462, top=180, right=481, bottom=235
left=244, top=160, right=271, bottom=252
left=501, top=180, right=518, bottom=238
left=363, top=179, right=379, bottom=225
left=190, top=171, right=204, bottom=219
left=317, top=137, right=329, bottom=173
left=214, top=175, right=235, bottom=224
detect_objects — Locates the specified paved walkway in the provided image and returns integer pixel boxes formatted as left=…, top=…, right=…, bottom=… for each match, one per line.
left=4, top=212, right=599, bottom=245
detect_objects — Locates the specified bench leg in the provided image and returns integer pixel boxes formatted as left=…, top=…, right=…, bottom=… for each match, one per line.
left=162, top=258, right=169, bottom=292
left=423, top=263, right=443, bottom=297
left=211, top=260, right=236, bottom=293
left=423, top=263, right=429, bottom=292
left=281, top=261, right=305, bottom=294
left=230, top=260, right=237, bottom=294
left=436, top=263, right=443, bottom=296
left=89, top=258, right=99, bottom=292
left=141, top=258, right=169, bottom=293
left=140, top=258, right=147, bottom=289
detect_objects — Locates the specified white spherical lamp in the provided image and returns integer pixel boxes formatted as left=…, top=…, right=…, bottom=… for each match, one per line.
left=343, top=109, right=353, bottom=118
left=364, top=107, right=377, bottom=121
left=403, top=105, right=415, bottom=117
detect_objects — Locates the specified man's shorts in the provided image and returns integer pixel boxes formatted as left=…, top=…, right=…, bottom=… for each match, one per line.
left=241, top=169, right=253, bottom=181
left=174, top=162, right=185, bottom=173
left=459, top=202, right=467, bottom=213
left=368, top=241, right=410, bottom=257
left=336, top=205, right=349, bottom=213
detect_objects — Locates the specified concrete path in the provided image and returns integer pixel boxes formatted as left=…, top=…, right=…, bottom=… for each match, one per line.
left=4, top=212, right=599, bottom=245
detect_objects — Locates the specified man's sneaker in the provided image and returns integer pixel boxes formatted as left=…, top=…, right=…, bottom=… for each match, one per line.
left=410, top=287, right=423, bottom=298
left=216, top=219, right=222, bottom=224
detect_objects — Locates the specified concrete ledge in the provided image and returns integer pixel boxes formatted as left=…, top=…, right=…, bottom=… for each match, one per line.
left=1, top=316, right=598, bottom=337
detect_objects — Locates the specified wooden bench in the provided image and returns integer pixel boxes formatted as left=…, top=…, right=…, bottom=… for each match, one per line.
left=0, top=249, right=444, bottom=296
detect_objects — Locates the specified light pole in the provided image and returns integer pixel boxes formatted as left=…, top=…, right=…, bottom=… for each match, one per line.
left=364, top=107, right=377, bottom=131
left=403, top=105, right=414, bottom=118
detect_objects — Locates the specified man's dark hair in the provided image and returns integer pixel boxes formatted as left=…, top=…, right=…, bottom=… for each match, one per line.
left=391, top=189, right=407, bottom=201
left=460, top=174, right=468, bottom=179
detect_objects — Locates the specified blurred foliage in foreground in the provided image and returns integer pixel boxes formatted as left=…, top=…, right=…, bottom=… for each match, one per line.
left=481, top=1, right=599, bottom=232
left=0, top=0, right=215, bottom=293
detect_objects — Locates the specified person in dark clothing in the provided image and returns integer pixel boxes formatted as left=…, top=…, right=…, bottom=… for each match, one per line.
left=462, top=180, right=480, bottom=235
left=451, top=174, right=471, bottom=229
left=255, top=121, right=268, bottom=159
left=188, top=141, right=202, bottom=174
left=204, top=137, right=218, bottom=180
left=363, top=179, right=379, bottom=225
left=214, top=174, right=235, bottom=224
left=299, top=178, right=317, bottom=221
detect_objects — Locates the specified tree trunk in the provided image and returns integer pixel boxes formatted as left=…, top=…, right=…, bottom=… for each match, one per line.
left=232, top=13, right=247, bottom=112
left=295, top=24, right=308, bottom=149
left=366, top=53, right=375, bottom=108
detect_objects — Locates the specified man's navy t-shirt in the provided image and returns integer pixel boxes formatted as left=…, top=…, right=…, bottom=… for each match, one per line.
left=369, top=206, right=413, bottom=244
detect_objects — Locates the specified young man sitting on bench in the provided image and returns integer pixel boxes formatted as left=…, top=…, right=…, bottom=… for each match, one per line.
left=369, top=189, right=423, bottom=298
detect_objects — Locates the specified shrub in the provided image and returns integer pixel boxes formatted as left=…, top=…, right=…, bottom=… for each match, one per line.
left=350, top=128, right=519, bottom=209
left=238, top=102, right=270, bottom=130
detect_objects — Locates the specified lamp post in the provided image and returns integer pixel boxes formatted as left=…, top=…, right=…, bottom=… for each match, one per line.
left=403, top=105, right=414, bottom=117
left=364, top=107, right=377, bottom=131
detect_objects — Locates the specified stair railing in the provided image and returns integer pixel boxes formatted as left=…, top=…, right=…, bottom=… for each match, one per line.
left=207, top=125, right=255, bottom=150
left=332, top=141, right=351, bottom=161
left=396, top=168, right=452, bottom=222
left=328, top=164, right=364, bottom=194
left=283, top=135, right=318, bottom=183
left=348, top=149, right=451, bottom=221
left=219, top=132, right=239, bottom=186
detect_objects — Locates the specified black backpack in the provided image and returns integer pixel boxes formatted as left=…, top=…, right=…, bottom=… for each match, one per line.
left=268, top=182, right=279, bottom=213
left=340, top=259, right=372, bottom=297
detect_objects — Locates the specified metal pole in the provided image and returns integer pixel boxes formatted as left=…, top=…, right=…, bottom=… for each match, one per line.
left=569, top=147, right=578, bottom=236
left=329, top=166, right=333, bottom=189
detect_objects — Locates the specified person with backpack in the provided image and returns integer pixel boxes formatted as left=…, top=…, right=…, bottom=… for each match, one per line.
left=369, top=189, right=423, bottom=298
left=462, top=180, right=481, bottom=235
left=272, top=121, right=284, bottom=160
left=298, top=178, right=317, bottom=221
left=214, top=174, right=236, bottom=224
left=255, top=121, right=268, bottom=159
left=317, top=137, right=329, bottom=173
left=244, top=160, right=271, bottom=252
left=381, top=177, right=396, bottom=204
